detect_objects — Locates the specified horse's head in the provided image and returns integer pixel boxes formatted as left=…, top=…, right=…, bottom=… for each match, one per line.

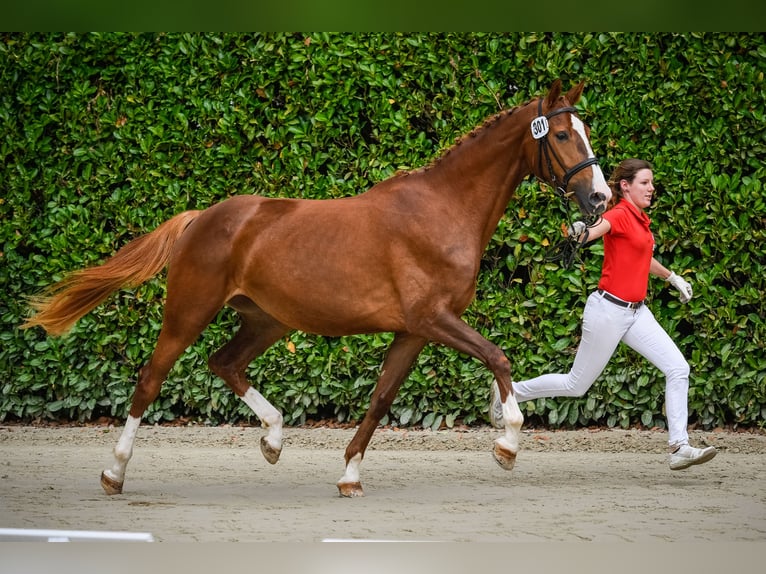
left=528, top=79, right=611, bottom=218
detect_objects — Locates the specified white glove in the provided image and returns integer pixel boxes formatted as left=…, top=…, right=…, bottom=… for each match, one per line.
left=666, top=271, right=693, bottom=303
left=567, top=220, right=586, bottom=238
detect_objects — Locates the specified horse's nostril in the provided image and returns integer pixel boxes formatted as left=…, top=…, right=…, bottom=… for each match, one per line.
left=590, top=192, right=606, bottom=204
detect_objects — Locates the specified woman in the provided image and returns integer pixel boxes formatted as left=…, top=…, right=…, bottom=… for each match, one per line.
left=492, top=158, right=716, bottom=470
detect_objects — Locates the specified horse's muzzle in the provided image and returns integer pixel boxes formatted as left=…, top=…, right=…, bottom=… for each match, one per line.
left=588, top=191, right=609, bottom=215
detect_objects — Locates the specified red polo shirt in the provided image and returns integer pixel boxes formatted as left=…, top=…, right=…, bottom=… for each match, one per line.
left=598, top=199, right=654, bottom=302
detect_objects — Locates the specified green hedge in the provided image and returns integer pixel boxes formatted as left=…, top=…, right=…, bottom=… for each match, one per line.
left=1, top=33, right=764, bottom=430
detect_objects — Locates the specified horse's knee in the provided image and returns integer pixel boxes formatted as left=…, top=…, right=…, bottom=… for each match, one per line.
left=487, top=349, right=511, bottom=381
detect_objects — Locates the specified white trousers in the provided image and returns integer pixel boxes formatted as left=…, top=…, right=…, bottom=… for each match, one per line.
left=513, top=290, right=690, bottom=447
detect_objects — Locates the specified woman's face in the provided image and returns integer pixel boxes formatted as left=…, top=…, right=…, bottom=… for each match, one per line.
left=621, top=168, right=654, bottom=211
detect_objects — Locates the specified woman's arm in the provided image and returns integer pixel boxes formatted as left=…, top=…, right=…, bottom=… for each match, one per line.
left=650, top=257, right=672, bottom=279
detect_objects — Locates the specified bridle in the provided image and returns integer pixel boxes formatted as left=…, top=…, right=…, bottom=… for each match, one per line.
left=535, top=98, right=601, bottom=203
left=532, top=98, right=603, bottom=268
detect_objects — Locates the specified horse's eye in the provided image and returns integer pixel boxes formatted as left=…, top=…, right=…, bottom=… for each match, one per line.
left=555, top=131, right=568, bottom=142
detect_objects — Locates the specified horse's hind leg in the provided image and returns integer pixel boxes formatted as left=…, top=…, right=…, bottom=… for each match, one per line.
left=100, top=413, right=141, bottom=495
left=337, top=332, right=427, bottom=497
left=101, top=295, right=225, bottom=495
left=101, top=329, right=207, bottom=494
left=208, top=298, right=289, bottom=464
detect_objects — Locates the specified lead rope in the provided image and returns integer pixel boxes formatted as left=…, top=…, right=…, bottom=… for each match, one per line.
left=545, top=173, right=603, bottom=269
left=545, top=211, right=602, bottom=269
left=545, top=227, right=589, bottom=269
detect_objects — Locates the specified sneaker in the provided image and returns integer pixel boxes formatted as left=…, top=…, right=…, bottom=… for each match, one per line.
left=669, top=444, right=717, bottom=470
left=489, top=380, right=504, bottom=429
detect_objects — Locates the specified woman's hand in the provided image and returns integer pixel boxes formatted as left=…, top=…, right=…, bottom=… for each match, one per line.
left=666, top=272, right=693, bottom=303
left=567, top=218, right=611, bottom=243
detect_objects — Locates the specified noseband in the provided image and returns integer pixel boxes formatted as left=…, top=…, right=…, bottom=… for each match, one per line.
left=534, top=98, right=601, bottom=200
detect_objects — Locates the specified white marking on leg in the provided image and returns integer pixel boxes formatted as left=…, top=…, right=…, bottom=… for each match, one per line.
left=338, top=453, right=362, bottom=485
left=502, top=392, right=524, bottom=453
left=103, top=414, right=141, bottom=484
left=241, top=387, right=283, bottom=451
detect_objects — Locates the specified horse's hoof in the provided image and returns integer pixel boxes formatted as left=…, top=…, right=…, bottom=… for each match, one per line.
left=100, top=471, right=124, bottom=495
left=260, top=436, right=282, bottom=465
left=337, top=481, right=364, bottom=498
left=492, top=442, right=517, bottom=471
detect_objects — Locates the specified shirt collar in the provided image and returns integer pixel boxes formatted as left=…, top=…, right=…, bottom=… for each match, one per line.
left=618, top=198, right=651, bottom=227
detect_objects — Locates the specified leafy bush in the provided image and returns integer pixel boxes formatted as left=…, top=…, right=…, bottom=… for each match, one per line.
left=1, top=33, right=764, bottom=429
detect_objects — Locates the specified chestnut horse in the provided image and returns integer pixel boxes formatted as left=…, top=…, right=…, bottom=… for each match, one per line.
left=23, top=79, right=610, bottom=497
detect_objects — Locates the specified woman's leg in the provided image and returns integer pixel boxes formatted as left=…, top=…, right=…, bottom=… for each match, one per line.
left=621, top=306, right=690, bottom=447
left=513, top=292, right=630, bottom=402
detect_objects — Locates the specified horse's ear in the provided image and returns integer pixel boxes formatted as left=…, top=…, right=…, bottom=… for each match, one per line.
left=545, top=79, right=563, bottom=108
left=565, top=81, right=585, bottom=106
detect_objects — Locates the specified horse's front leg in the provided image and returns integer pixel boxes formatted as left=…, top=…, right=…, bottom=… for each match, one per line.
left=423, top=313, right=523, bottom=470
left=491, top=379, right=524, bottom=470
left=337, top=333, right=426, bottom=497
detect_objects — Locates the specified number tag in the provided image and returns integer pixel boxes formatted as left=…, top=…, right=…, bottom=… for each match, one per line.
left=530, top=116, right=549, bottom=139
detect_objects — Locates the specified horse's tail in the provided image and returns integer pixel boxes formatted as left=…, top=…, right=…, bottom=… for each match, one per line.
left=21, top=210, right=202, bottom=337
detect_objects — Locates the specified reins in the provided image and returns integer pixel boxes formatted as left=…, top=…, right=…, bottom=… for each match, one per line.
left=534, top=98, right=603, bottom=268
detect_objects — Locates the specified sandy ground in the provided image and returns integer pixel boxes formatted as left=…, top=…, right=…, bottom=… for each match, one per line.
left=1, top=424, right=765, bottom=543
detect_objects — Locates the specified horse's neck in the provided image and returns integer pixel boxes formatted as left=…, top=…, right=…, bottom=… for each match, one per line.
left=422, top=109, right=532, bottom=247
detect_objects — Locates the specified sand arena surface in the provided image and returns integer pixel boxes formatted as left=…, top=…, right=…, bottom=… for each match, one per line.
left=1, top=424, right=765, bottom=542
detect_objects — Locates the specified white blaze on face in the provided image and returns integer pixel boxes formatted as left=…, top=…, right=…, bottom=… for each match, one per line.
left=571, top=115, right=612, bottom=205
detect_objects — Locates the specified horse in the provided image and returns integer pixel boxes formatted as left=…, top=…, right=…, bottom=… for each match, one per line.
left=22, top=79, right=611, bottom=497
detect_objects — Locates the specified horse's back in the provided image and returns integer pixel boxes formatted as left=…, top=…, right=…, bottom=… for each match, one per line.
left=167, top=192, right=409, bottom=334
left=198, top=184, right=423, bottom=252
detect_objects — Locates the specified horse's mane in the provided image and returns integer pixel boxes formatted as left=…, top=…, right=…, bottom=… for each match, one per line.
left=395, top=97, right=535, bottom=178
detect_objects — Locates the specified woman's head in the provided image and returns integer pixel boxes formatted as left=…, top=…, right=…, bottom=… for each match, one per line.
left=608, top=159, right=653, bottom=207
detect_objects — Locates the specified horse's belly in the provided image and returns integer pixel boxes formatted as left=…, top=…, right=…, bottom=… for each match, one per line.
left=243, top=276, right=405, bottom=337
